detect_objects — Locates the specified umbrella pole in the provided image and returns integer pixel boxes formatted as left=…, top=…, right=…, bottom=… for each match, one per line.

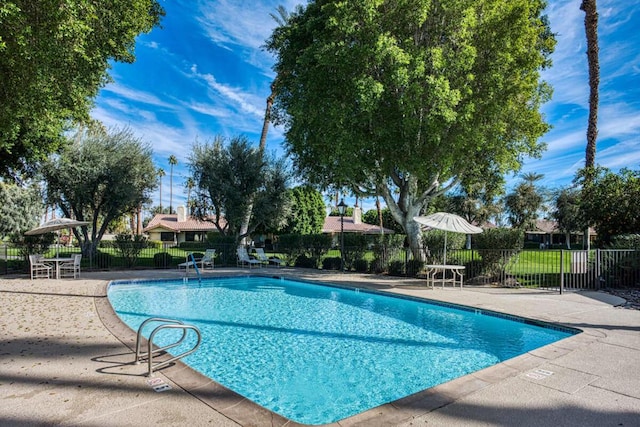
left=443, top=232, right=447, bottom=265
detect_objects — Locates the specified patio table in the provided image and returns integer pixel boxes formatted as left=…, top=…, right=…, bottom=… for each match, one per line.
left=424, top=264, right=465, bottom=289
left=43, top=257, right=74, bottom=279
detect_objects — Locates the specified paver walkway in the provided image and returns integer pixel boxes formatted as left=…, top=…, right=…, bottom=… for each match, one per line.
left=1, top=269, right=639, bottom=426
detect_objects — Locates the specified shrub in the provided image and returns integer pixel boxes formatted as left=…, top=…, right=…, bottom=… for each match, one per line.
left=179, top=242, right=208, bottom=251
left=608, top=234, right=640, bottom=249
left=153, top=252, right=174, bottom=268
left=406, top=259, right=424, bottom=277
left=370, top=256, right=387, bottom=274
left=354, top=258, right=369, bottom=272
left=342, top=234, right=371, bottom=270
left=114, top=233, right=148, bottom=268
left=302, top=233, right=332, bottom=261
left=422, top=230, right=465, bottom=264
left=95, top=252, right=113, bottom=269
left=371, top=234, right=405, bottom=267
left=474, top=228, right=524, bottom=276
left=388, top=260, right=405, bottom=276
left=322, top=256, right=342, bottom=270
left=294, top=254, right=318, bottom=269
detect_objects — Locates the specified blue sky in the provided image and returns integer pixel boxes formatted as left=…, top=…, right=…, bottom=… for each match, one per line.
left=91, top=0, right=640, bottom=214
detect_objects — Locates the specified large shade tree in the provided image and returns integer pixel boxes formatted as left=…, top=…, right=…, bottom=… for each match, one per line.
left=0, top=0, right=164, bottom=177
left=504, top=173, right=546, bottom=230
left=579, top=167, right=640, bottom=245
left=0, top=181, right=44, bottom=239
left=266, top=0, right=555, bottom=257
left=189, top=135, right=290, bottom=241
left=41, top=126, right=157, bottom=256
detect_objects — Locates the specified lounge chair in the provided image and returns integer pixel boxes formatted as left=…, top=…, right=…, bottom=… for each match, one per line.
left=178, top=249, right=216, bottom=270
left=29, top=254, right=52, bottom=279
left=253, top=248, right=285, bottom=267
left=237, top=247, right=262, bottom=269
left=59, top=254, right=82, bottom=279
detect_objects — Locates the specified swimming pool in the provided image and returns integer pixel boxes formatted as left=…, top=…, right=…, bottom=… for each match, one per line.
left=108, top=276, right=578, bottom=425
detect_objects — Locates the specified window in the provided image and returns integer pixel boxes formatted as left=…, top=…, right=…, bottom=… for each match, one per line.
left=185, top=232, right=196, bottom=242
left=160, top=232, right=174, bottom=242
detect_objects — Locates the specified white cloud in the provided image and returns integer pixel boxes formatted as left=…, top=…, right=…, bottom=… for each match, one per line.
left=193, top=0, right=300, bottom=72
left=101, top=83, right=175, bottom=110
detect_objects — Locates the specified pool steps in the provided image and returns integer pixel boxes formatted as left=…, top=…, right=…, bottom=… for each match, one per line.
left=134, top=317, right=202, bottom=377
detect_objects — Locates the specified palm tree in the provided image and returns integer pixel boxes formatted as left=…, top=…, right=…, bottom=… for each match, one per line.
left=157, top=167, right=165, bottom=212
left=185, top=177, right=195, bottom=214
left=581, top=0, right=599, bottom=171
left=168, top=155, right=178, bottom=214
left=580, top=0, right=599, bottom=250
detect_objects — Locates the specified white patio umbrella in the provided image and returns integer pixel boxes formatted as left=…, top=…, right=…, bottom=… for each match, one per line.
left=413, top=212, right=483, bottom=264
left=25, top=218, right=89, bottom=257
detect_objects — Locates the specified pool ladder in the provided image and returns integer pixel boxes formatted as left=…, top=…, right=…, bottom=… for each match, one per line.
left=184, top=253, right=202, bottom=284
left=134, top=317, right=202, bottom=377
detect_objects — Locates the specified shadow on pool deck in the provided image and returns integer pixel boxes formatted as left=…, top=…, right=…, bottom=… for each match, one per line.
left=1, top=268, right=639, bottom=426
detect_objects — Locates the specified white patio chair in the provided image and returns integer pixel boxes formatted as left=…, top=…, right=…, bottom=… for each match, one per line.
left=237, top=247, right=262, bottom=269
left=178, top=249, right=216, bottom=270
left=59, top=254, right=82, bottom=279
left=253, top=248, right=285, bottom=267
left=29, top=254, right=52, bottom=279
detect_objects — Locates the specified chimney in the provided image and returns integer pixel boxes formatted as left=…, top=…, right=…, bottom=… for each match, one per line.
left=352, top=206, right=362, bottom=224
left=176, top=205, right=186, bottom=222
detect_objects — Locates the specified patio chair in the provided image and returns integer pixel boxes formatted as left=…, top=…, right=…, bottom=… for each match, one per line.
left=237, top=247, right=262, bottom=269
left=29, top=254, right=52, bottom=280
left=59, top=254, right=82, bottom=279
left=253, top=248, right=285, bottom=267
left=178, top=249, right=216, bottom=270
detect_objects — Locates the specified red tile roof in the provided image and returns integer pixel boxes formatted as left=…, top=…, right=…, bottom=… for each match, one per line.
left=144, top=214, right=223, bottom=233
left=322, top=216, right=394, bottom=234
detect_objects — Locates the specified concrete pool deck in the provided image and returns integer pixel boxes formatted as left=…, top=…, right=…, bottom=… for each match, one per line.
left=1, top=268, right=639, bottom=426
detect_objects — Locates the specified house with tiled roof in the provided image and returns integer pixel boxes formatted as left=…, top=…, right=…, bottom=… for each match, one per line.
left=525, top=219, right=596, bottom=248
left=322, top=207, right=394, bottom=235
left=144, top=206, right=223, bottom=245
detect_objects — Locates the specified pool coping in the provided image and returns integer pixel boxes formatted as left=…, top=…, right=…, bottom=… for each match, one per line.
left=97, top=273, right=587, bottom=427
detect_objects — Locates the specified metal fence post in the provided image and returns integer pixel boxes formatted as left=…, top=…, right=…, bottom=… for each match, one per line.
left=559, top=249, right=564, bottom=294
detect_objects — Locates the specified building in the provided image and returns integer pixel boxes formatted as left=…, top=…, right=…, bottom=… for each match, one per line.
left=525, top=220, right=596, bottom=248
left=322, top=207, right=394, bottom=235
left=144, top=206, right=221, bottom=246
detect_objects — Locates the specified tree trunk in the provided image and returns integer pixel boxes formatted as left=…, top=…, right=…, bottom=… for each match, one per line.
left=239, top=84, right=274, bottom=243
left=136, top=204, right=142, bottom=235
left=581, top=0, right=599, bottom=251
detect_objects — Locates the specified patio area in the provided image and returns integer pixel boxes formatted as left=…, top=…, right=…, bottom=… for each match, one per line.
left=1, top=268, right=639, bottom=426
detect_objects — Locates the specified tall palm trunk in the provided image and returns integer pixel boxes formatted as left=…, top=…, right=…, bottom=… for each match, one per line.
left=581, top=0, right=599, bottom=250
left=239, top=84, right=275, bottom=243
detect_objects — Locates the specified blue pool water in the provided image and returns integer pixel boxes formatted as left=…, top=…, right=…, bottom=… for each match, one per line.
left=108, top=276, right=577, bottom=425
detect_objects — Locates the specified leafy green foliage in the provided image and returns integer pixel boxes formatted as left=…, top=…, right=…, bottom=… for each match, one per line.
left=0, top=181, right=44, bottom=239
left=0, top=0, right=164, bottom=176
left=551, top=187, right=584, bottom=234
left=342, top=233, right=372, bottom=270
left=189, top=136, right=290, bottom=241
left=41, top=127, right=157, bottom=256
left=474, top=228, right=524, bottom=276
left=266, top=0, right=554, bottom=256
left=281, top=186, right=326, bottom=234
left=114, top=233, right=148, bottom=268
left=422, top=230, right=466, bottom=264
left=504, top=173, right=546, bottom=230
left=608, top=234, right=640, bottom=250
left=579, top=167, right=640, bottom=245
left=153, top=252, right=174, bottom=268
left=362, top=207, right=404, bottom=233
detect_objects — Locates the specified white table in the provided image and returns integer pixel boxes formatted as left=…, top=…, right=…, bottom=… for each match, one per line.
left=43, top=257, right=74, bottom=279
left=424, top=264, right=465, bottom=289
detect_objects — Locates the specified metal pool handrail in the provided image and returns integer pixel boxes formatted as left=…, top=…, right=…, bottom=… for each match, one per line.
left=134, top=317, right=202, bottom=376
